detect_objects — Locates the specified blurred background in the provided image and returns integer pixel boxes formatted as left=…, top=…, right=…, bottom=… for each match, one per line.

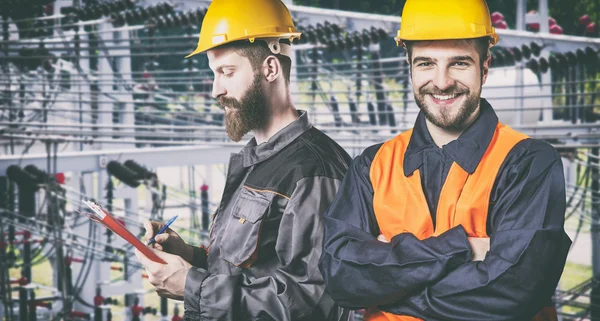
left=0, top=0, right=599, bottom=320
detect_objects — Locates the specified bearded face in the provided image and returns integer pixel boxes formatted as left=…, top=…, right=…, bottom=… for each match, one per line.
left=409, top=39, right=489, bottom=132
left=413, top=81, right=481, bottom=131
left=207, top=48, right=270, bottom=142
left=217, top=73, right=267, bottom=142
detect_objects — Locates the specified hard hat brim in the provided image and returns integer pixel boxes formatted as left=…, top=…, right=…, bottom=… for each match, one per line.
left=185, top=32, right=302, bottom=59
left=395, top=33, right=499, bottom=47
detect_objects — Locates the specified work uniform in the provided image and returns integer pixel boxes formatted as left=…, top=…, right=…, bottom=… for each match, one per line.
left=184, top=111, right=351, bottom=321
left=319, top=99, right=572, bottom=320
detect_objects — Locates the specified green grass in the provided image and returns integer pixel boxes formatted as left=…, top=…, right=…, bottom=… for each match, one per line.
left=559, top=262, right=593, bottom=315
left=561, top=262, right=592, bottom=291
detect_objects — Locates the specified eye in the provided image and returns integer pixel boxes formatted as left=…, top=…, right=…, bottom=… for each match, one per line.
left=453, top=62, right=470, bottom=67
left=417, top=62, right=432, bottom=67
left=222, top=70, right=234, bottom=77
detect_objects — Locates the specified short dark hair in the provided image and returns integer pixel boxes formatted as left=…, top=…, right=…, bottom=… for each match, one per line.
left=218, top=40, right=292, bottom=84
left=404, top=36, right=492, bottom=70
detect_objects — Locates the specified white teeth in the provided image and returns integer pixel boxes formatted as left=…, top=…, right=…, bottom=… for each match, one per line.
left=432, top=94, right=458, bottom=100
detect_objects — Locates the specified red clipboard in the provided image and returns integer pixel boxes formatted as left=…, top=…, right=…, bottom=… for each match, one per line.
left=81, top=200, right=166, bottom=264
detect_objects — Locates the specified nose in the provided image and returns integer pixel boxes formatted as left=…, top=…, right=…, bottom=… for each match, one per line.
left=432, top=68, right=455, bottom=92
left=211, top=77, right=226, bottom=99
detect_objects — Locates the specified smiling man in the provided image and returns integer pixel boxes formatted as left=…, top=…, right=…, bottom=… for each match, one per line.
left=318, top=0, right=571, bottom=320
left=134, top=0, right=351, bottom=320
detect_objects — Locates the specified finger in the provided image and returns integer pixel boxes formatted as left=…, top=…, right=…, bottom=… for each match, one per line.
left=377, top=234, right=389, bottom=243
left=150, top=247, right=179, bottom=262
left=147, top=271, right=158, bottom=286
left=143, top=221, right=154, bottom=241
left=151, top=247, right=171, bottom=259
left=155, top=234, right=169, bottom=244
left=154, top=243, right=164, bottom=251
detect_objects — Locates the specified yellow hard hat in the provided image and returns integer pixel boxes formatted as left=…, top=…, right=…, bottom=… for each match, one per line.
left=395, top=0, right=499, bottom=46
left=186, top=0, right=301, bottom=58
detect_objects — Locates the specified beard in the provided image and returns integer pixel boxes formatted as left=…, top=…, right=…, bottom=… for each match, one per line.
left=413, top=83, right=481, bottom=132
left=217, top=73, right=267, bottom=142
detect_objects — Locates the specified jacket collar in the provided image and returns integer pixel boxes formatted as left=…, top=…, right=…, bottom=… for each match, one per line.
left=404, top=98, right=498, bottom=176
left=242, top=110, right=312, bottom=167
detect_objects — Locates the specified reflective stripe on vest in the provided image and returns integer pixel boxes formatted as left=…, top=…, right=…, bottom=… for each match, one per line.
left=366, top=122, right=557, bottom=321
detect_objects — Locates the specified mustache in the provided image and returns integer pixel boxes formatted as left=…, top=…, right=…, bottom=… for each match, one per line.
left=419, top=85, right=467, bottom=96
left=218, top=96, right=241, bottom=109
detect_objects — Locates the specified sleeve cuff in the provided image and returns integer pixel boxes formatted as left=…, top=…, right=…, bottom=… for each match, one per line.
left=184, top=267, right=210, bottom=313
left=191, top=245, right=208, bottom=269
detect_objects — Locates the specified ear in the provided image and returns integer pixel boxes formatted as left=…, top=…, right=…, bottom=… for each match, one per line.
left=405, top=54, right=413, bottom=79
left=262, top=56, right=281, bottom=83
left=481, top=48, right=492, bottom=85
left=404, top=50, right=413, bottom=76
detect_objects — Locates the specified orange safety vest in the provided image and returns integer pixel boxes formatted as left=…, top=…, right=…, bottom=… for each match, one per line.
left=366, top=122, right=557, bottom=321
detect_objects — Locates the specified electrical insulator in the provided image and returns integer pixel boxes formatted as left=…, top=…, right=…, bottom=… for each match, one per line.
left=111, top=13, right=125, bottom=27
left=371, top=26, right=388, bottom=42
left=331, top=23, right=342, bottom=37
left=548, top=55, right=559, bottom=71
left=530, top=42, right=542, bottom=56
left=352, top=32, right=363, bottom=48
left=322, top=21, right=333, bottom=39
left=493, top=51, right=505, bottom=67
left=361, top=30, right=372, bottom=47
left=539, top=57, right=549, bottom=73
left=512, top=47, right=523, bottom=61
left=521, top=44, right=532, bottom=60
left=502, top=48, right=515, bottom=66
left=24, top=165, right=49, bottom=185
left=106, top=161, right=140, bottom=188
left=576, top=48, right=586, bottom=62
left=343, top=34, right=355, bottom=49
left=6, top=165, right=38, bottom=188
left=335, top=37, right=346, bottom=51
left=124, top=160, right=156, bottom=180
left=526, top=58, right=540, bottom=74
left=305, top=26, right=317, bottom=44
left=565, top=51, right=577, bottom=66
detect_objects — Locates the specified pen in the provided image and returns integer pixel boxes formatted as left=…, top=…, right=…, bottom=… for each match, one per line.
left=147, top=215, right=179, bottom=245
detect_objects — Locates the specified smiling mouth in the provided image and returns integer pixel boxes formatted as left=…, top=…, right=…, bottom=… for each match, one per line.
left=431, top=94, right=460, bottom=100
left=427, top=93, right=464, bottom=105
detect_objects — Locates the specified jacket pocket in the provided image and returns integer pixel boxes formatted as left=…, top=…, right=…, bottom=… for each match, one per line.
left=220, top=188, right=270, bottom=267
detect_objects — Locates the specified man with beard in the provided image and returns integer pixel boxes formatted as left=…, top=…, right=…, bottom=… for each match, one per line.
left=134, top=1, right=351, bottom=321
left=319, top=0, right=571, bottom=320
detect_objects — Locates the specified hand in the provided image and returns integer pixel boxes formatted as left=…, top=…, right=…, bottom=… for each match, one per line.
left=377, top=234, right=389, bottom=243
left=144, top=221, right=193, bottom=264
left=467, top=237, right=490, bottom=261
left=135, top=248, right=191, bottom=300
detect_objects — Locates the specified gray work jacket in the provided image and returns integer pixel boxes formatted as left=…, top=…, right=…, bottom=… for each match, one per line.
left=183, top=110, right=351, bottom=321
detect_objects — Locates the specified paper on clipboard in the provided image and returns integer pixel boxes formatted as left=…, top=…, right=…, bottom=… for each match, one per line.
left=81, top=200, right=166, bottom=264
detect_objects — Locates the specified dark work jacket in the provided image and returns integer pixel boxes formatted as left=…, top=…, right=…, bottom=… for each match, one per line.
left=183, top=110, right=352, bottom=321
left=319, top=99, right=572, bottom=321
